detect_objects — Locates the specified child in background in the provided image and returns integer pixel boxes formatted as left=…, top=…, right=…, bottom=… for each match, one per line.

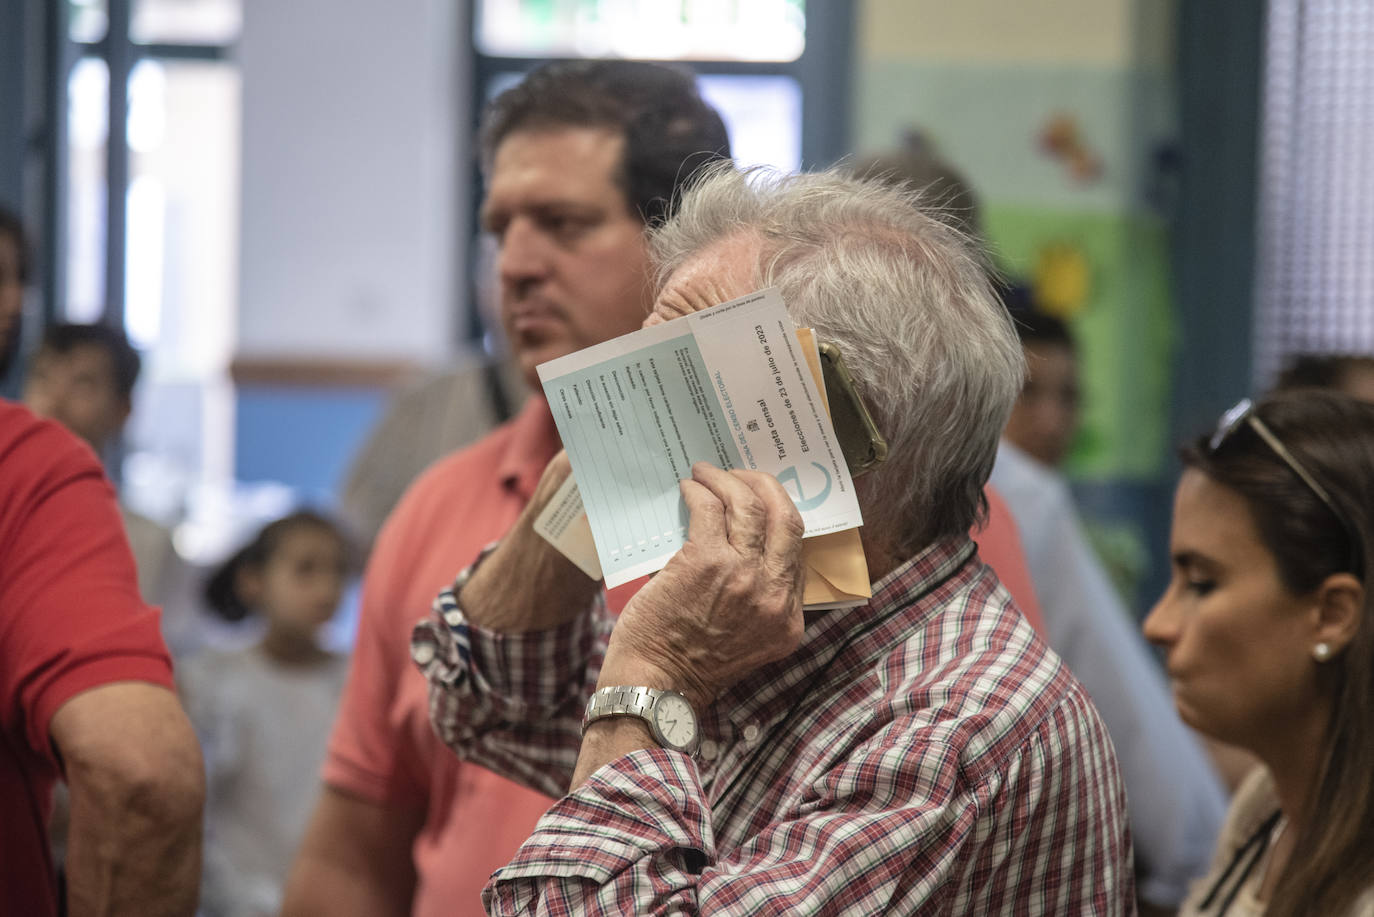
left=179, top=511, right=353, bottom=917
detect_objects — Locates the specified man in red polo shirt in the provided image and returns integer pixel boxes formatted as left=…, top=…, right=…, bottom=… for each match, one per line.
left=281, top=61, right=732, bottom=917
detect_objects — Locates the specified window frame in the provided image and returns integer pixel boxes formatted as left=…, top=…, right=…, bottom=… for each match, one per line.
left=44, top=0, right=235, bottom=333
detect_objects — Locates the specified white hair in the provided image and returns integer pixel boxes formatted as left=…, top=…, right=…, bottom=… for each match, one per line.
left=650, top=165, right=1025, bottom=554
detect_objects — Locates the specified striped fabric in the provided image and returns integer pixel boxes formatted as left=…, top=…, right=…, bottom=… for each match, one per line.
left=412, top=537, right=1134, bottom=915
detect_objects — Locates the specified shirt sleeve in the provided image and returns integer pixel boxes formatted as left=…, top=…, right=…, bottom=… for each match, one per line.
left=0, top=418, right=173, bottom=766
left=480, top=718, right=1053, bottom=916
left=411, top=556, right=610, bottom=801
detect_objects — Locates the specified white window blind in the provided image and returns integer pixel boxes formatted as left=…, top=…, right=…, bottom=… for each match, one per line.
left=1254, top=0, right=1374, bottom=384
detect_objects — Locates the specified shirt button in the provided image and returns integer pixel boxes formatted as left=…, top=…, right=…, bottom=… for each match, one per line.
left=411, top=642, right=436, bottom=666
left=699, top=740, right=719, bottom=761
left=742, top=723, right=760, bottom=743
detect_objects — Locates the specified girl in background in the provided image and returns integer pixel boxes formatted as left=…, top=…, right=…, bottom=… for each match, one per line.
left=180, top=510, right=354, bottom=917
left=1145, top=391, right=1374, bottom=916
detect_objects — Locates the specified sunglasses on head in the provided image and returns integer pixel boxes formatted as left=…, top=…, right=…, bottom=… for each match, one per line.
left=1210, top=398, right=1364, bottom=577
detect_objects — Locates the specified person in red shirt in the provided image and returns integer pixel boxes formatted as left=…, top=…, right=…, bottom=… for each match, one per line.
left=0, top=401, right=204, bottom=917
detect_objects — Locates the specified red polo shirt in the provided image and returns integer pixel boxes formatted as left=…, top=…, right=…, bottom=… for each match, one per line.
left=325, top=398, right=642, bottom=917
left=0, top=403, right=173, bottom=917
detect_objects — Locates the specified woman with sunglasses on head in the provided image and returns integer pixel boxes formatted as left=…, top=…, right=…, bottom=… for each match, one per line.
left=1144, top=390, right=1374, bottom=916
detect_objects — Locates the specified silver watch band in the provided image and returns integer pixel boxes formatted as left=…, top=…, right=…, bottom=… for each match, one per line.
left=582, top=685, right=664, bottom=733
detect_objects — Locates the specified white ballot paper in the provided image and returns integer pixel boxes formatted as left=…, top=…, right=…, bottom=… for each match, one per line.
left=535, top=288, right=863, bottom=588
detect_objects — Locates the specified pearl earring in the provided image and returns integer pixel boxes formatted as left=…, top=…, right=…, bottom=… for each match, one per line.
left=1313, top=642, right=1333, bottom=662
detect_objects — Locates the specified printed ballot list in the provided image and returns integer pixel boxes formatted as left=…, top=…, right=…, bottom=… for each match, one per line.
left=536, top=288, right=862, bottom=588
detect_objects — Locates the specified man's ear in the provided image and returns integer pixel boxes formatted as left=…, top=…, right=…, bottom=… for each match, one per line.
left=1311, top=572, right=1364, bottom=656
left=116, top=395, right=133, bottom=427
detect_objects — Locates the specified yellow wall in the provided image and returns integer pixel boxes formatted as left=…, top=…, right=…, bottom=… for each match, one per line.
left=860, top=0, right=1134, bottom=67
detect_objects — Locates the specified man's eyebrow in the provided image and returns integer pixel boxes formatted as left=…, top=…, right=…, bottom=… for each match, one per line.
left=480, top=200, right=601, bottom=229
left=530, top=201, right=602, bottom=218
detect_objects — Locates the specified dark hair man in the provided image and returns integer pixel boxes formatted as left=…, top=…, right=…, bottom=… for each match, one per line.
left=281, top=60, right=730, bottom=917
left=414, top=166, right=1134, bottom=914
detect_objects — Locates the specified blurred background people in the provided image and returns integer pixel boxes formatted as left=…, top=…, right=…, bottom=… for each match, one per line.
left=1145, top=391, right=1374, bottom=916
left=1276, top=353, right=1374, bottom=403
left=1001, top=309, right=1081, bottom=468
left=182, top=510, right=353, bottom=917
left=23, top=323, right=141, bottom=461
left=22, top=322, right=194, bottom=652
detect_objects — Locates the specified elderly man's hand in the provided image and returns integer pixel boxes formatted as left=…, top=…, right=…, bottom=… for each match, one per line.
left=600, top=462, right=807, bottom=713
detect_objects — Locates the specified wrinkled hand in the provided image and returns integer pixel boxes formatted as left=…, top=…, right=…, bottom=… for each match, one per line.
left=460, top=450, right=601, bottom=633
left=602, top=462, right=806, bottom=712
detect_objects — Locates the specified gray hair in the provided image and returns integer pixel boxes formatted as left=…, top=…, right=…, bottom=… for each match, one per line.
left=650, top=165, right=1025, bottom=554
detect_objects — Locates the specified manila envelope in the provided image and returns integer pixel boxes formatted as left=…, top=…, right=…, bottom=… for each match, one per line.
left=795, top=327, right=872, bottom=609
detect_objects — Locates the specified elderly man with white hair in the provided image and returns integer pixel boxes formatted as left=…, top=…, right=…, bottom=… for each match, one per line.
left=411, top=166, right=1133, bottom=915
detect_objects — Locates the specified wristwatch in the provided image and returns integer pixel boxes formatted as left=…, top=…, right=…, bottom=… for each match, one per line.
left=582, top=686, right=701, bottom=755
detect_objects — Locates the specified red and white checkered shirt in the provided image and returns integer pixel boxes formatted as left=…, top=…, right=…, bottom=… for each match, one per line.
left=412, top=536, right=1134, bottom=915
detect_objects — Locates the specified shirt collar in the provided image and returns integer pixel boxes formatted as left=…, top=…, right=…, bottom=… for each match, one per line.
left=497, top=395, right=562, bottom=501
left=865, top=534, right=978, bottom=615
left=711, top=535, right=976, bottom=735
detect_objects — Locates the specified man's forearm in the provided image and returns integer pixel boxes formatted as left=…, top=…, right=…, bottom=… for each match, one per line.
left=64, top=775, right=202, bottom=917
left=53, top=683, right=205, bottom=917
left=460, top=521, right=600, bottom=633
left=453, top=451, right=600, bottom=634
left=572, top=717, right=658, bottom=789
left=280, top=786, right=423, bottom=917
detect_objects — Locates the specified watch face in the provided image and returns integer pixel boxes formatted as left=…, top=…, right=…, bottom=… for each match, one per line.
left=653, top=693, right=698, bottom=749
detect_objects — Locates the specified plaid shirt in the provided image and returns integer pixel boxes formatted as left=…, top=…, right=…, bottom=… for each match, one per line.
left=412, top=536, right=1134, bottom=915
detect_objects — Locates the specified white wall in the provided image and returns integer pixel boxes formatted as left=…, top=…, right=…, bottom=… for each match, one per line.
left=237, top=0, right=466, bottom=364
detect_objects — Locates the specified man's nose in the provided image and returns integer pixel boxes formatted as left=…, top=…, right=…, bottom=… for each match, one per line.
left=497, top=218, right=552, bottom=287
